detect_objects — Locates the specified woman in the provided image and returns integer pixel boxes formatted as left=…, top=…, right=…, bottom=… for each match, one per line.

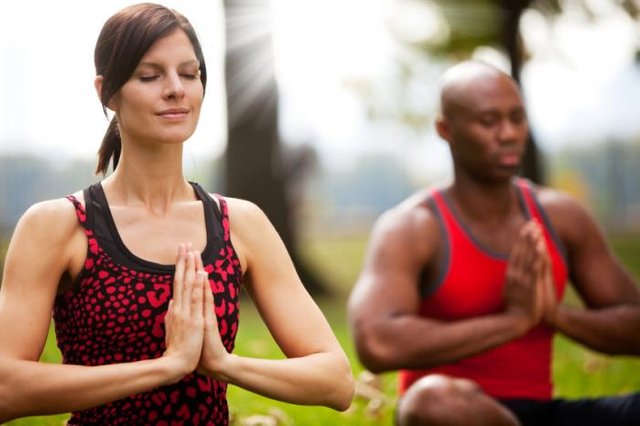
left=0, top=3, right=353, bottom=424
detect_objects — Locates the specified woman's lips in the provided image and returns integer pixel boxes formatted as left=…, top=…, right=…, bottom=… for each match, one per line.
left=156, top=108, right=189, bottom=119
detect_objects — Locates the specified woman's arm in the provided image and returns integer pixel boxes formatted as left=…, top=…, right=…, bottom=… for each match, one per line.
left=0, top=200, right=205, bottom=421
left=197, top=198, right=354, bottom=411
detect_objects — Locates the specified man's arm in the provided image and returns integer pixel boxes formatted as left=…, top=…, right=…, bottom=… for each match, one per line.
left=541, top=189, right=640, bottom=355
left=348, top=200, right=544, bottom=373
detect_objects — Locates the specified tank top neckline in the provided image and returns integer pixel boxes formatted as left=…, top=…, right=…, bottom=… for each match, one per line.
left=88, top=181, right=218, bottom=273
left=436, top=179, right=532, bottom=261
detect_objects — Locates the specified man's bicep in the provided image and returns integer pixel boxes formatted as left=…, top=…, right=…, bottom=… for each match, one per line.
left=350, top=219, right=431, bottom=320
left=566, top=202, right=640, bottom=307
left=350, top=267, right=423, bottom=323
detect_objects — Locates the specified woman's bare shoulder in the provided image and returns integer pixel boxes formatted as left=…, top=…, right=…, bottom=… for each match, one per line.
left=16, top=196, right=82, bottom=242
left=213, top=195, right=264, bottom=224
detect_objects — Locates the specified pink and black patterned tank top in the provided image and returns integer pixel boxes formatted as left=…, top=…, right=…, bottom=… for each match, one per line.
left=53, top=182, right=241, bottom=425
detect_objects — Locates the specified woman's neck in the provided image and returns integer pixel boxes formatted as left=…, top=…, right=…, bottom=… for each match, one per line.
left=101, top=143, right=195, bottom=211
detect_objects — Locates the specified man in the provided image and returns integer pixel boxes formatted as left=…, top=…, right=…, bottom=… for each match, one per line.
left=348, top=60, right=640, bottom=425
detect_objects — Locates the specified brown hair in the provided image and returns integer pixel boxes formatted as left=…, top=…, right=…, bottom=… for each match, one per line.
left=94, top=3, right=208, bottom=174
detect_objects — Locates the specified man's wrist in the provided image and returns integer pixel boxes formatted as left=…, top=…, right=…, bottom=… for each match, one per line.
left=503, top=311, right=534, bottom=337
left=546, top=304, right=568, bottom=331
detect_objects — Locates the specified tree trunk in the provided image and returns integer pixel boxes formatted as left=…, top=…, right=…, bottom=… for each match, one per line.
left=222, top=0, right=328, bottom=296
left=501, top=0, right=544, bottom=184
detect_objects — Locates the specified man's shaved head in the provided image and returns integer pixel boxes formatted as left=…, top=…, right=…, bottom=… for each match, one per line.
left=439, top=61, right=520, bottom=119
left=434, top=60, right=529, bottom=182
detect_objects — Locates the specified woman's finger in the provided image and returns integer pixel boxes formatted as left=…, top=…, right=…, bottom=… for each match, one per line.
left=194, top=249, right=204, bottom=271
left=194, top=249, right=209, bottom=316
left=182, top=251, right=196, bottom=314
left=190, top=250, right=205, bottom=315
left=196, top=270, right=209, bottom=317
left=203, top=271, right=216, bottom=324
left=173, top=244, right=186, bottom=307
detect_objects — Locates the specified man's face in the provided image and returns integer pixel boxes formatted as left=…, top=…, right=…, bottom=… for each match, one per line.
left=444, top=74, right=529, bottom=182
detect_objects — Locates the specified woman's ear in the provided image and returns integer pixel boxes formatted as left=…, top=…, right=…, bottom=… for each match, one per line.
left=94, top=75, right=104, bottom=103
left=94, top=76, right=118, bottom=111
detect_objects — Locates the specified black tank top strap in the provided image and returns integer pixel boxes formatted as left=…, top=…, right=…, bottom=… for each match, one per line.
left=190, top=182, right=226, bottom=245
left=84, top=183, right=122, bottom=262
left=65, top=194, right=91, bottom=233
left=214, top=194, right=232, bottom=243
left=190, top=181, right=219, bottom=220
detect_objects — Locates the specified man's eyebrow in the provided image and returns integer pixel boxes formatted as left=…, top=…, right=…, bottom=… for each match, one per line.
left=475, top=105, right=525, bottom=115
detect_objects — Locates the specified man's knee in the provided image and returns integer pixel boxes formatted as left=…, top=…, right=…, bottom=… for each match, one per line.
left=396, top=375, right=519, bottom=426
left=397, top=375, right=478, bottom=425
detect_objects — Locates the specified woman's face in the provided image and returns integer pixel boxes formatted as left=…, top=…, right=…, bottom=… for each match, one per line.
left=109, top=29, right=204, bottom=147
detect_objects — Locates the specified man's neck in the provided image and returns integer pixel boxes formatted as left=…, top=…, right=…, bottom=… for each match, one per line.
left=448, top=175, right=518, bottom=224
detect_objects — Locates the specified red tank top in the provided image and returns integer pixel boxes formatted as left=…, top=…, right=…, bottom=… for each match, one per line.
left=398, top=179, right=568, bottom=400
left=53, top=182, right=241, bottom=425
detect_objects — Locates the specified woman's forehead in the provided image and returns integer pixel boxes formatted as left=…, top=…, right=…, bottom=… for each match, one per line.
left=139, top=29, right=197, bottom=64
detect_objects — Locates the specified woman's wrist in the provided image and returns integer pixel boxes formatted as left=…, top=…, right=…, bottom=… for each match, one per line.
left=158, top=352, right=193, bottom=385
left=198, top=353, right=237, bottom=383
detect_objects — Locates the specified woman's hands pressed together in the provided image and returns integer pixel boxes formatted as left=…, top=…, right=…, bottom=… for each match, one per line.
left=163, top=243, right=215, bottom=382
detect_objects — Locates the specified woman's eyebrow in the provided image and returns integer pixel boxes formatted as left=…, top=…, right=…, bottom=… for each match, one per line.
left=136, top=59, right=200, bottom=69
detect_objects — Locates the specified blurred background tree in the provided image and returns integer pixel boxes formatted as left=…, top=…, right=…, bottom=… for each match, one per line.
left=223, top=0, right=328, bottom=295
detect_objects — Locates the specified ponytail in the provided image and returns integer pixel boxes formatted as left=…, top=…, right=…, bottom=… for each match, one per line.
left=95, top=116, right=121, bottom=175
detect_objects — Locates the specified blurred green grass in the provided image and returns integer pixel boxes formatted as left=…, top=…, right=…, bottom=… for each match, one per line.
left=4, top=233, right=640, bottom=425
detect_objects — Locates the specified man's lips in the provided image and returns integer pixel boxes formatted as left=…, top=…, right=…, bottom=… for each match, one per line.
left=498, top=153, right=521, bottom=167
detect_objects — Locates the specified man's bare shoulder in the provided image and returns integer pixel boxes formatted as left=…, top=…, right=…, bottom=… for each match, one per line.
left=371, top=188, right=441, bottom=246
left=530, top=184, right=591, bottom=218
left=528, top=183, right=597, bottom=241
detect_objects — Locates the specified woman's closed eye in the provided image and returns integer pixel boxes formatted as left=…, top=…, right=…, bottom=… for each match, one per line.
left=139, top=75, right=160, bottom=82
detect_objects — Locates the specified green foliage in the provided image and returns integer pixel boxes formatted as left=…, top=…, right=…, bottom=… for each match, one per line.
left=4, top=234, right=640, bottom=425
left=608, top=233, right=640, bottom=279
left=228, top=300, right=398, bottom=425
left=553, top=335, right=640, bottom=398
left=299, top=234, right=369, bottom=297
left=427, top=0, right=503, bottom=57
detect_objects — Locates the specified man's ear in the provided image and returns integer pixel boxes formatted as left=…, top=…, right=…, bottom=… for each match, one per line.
left=435, top=114, right=451, bottom=143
